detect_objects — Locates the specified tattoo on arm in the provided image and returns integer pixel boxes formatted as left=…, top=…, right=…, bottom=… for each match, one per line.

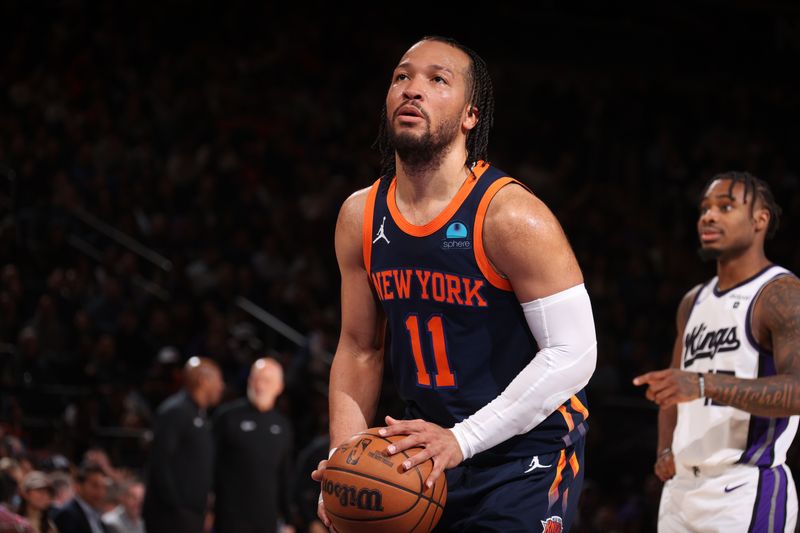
left=706, top=374, right=800, bottom=416
left=706, top=277, right=800, bottom=417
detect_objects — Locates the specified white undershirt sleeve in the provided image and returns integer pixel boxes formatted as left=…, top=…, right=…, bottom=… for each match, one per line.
left=449, top=283, right=597, bottom=460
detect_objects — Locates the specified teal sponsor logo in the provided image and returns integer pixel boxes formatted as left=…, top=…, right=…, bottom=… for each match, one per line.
left=446, top=222, right=468, bottom=239
left=443, top=221, right=471, bottom=250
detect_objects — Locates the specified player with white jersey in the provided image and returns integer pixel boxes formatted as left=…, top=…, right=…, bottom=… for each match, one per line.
left=635, top=171, right=800, bottom=533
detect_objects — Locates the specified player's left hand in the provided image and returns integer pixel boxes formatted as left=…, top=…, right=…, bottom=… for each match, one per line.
left=379, top=415, right=463, bottom=489
left=633, top=369, right=702, bottom=407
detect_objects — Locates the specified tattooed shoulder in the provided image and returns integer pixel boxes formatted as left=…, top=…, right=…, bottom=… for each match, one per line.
left=754, top=275, right=800, bottom=369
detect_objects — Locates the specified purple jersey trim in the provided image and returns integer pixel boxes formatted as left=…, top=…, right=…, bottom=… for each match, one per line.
left=712, top=264, right=778, bottom=297
left=739, top=272, right=794, bottom=467
left=748, top=464, right=789, bottom=533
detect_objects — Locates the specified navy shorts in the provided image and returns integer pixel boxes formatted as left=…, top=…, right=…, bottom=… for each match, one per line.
left=434, top=437, right=585, bottom=532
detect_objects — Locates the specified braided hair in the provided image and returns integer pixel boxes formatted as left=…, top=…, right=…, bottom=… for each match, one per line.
left=702, top=171, right=782, bottom=238
left=374, top=36, right=495, bottom=177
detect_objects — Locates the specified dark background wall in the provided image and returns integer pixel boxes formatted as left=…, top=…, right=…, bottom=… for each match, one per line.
left=1, top=2, right=799, bottom=531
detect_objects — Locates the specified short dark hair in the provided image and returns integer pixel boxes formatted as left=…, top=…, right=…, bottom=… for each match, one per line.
left=75, top=462, right=106, bottom=484
left=702, top=171, right=782, bottom=238
left=375, top=36, right=495, bottom=177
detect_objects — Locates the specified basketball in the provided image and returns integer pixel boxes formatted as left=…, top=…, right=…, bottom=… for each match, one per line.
left=321, top=428, right=447, bottom=533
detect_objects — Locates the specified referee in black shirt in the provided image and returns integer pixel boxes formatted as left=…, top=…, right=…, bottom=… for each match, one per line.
left=214, top=358, right=294, bottom=533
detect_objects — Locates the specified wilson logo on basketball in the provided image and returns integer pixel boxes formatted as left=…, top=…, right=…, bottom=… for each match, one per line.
left=322, top=480, right=384, bottom=511
left=541, top=516, right=563, bottom=533
left=345, top=438, right=372, bottom=465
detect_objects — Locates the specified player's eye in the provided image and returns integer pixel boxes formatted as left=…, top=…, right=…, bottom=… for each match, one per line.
left=395, top=73, right=409, bottom=81
left=432, top=76, right=447, bottom=84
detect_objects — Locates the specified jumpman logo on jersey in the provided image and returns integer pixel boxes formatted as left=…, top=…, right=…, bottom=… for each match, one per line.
left=373, top=216, right=390, bottom=244
left=524, top=455, right=551, bottom=473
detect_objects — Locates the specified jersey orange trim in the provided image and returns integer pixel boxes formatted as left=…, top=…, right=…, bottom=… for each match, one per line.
left=362, top=179, right=382, bottom=273
left=557, top=405, right=575, bottom=431
left=386, top=161, right=489, bottom=238
left=473, top=176, right=518, bottom=291
left=570, top=395, right=589, bottom=421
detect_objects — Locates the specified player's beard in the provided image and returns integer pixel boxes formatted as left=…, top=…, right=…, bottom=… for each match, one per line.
left=389, top=113, right=462, bottom=175
left=697, top=246, right=722, bottom=262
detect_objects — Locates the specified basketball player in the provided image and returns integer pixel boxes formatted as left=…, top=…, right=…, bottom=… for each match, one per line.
left=312, top=36, right=597, bottom=531
left=634, top=172, right=800, bottom=532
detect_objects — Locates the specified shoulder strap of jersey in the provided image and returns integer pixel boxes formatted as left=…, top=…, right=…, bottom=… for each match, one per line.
left=746, top=268, right=797, bottom=352
left=362, top=178, right=382, bottom=273
left=473, top=176, right=532, bottom=291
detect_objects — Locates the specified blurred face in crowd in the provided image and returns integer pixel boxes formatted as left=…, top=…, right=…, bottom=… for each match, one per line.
left=386, top=39, right=477, bottom=166
left=121, top=482, right=144, bottom=519
left=22, top=487, right=53, bottom=512
left=78, top=472, right=108, bottom=510
left=247, top=358, right=284, bottom=412
left=185, top=357, right=225, bottom=408
left=697, top=178, right=768, bottom=261
left=50, top=473, right=74, bottom=508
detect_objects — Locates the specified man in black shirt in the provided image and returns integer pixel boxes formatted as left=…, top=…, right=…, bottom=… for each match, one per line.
left=214, top=358, right=294, bottom=533
left=143, top=357, right=224, bottom=533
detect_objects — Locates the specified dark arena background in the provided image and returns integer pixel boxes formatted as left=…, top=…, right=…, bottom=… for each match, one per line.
left=2, top=2, right=800, bottom=532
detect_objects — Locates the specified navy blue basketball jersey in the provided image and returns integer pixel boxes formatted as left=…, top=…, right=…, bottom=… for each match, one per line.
left=362, top=161, right=588, bottom=459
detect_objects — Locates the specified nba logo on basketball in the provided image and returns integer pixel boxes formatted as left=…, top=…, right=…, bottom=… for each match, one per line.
left=541, top=516, right=563, bottom=533
left=345, top=438, right=371, bottom=465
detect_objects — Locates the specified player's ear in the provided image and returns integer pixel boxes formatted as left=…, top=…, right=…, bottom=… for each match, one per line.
left=753, top=206, right=769, bottom=233
left=463, top=104, right=478, bottom=131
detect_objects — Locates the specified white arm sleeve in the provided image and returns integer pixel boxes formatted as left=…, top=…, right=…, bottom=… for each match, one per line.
left=449, top=283, right=597, bottom=460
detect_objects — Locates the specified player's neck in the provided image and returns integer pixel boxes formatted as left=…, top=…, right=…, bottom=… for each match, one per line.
left=394, top=147, right=470, bottom=205
left=715, top=246, right=770, bottom=291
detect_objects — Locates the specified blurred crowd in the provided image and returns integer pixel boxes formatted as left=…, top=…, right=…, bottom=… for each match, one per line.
left=2, top=2, right=800, bottom=532
left=0, top=447, right=144, bottom=533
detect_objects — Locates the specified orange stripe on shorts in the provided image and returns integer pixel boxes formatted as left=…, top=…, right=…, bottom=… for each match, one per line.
left=547, top=449, right=567, bottom=509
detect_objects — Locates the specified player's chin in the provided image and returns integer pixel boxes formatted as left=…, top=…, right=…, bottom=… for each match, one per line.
left=697, top=243, right=724, bottom=262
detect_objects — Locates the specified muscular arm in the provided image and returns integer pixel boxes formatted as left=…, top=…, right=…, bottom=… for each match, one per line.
left=447, top=184, right=596, bottom=458
left=704, top=276, right=800, bottom=416
left=328, top=189, right=386, bottom=449
left=483, top=183, right=583, bottom=301
left=651, top=287, right=698, bottom=480
left=660, top=288, right=698, bottom=443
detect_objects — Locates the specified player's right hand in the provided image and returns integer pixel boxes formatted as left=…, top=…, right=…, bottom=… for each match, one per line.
left=654, top=449, right=675, bottom=482
left=311, top=459, right=335, bottom=531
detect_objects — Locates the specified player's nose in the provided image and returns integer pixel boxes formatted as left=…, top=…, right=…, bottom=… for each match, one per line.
left=702, top=214, right=716, bottom=227
left=699, top=207, right=718, bottom=225
left=402, top=78, right=424, bottom=100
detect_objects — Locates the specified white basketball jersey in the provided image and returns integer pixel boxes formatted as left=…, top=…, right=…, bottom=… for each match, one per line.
left=673, top=264, right=799, bottom=470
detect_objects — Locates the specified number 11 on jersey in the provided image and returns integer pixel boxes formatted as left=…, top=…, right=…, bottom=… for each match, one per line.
left=404, top=314, right=457, bottom=388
